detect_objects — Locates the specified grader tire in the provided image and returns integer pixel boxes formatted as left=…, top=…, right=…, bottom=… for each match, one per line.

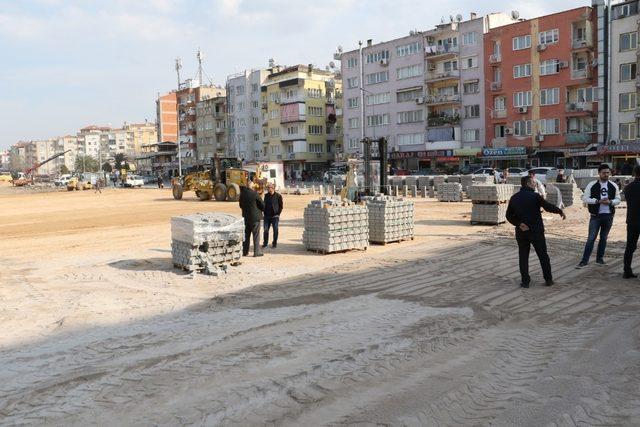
left=226, top=183, right=241, bottom=202
left=213, top=183, right=227, bottom=201
left=172, top=184, right=184, bottom=200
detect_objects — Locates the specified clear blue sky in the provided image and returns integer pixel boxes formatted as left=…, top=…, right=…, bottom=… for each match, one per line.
left=0, top=0, right=589, bottom=150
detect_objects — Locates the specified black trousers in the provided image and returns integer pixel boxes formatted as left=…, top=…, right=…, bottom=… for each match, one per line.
left=624, top=224, right=640, bottom=274
left=263, top=216, right=279, bottom=246
left=517, top=235, right=552, bottom=284
left=243, top=221, right=262, bottom=256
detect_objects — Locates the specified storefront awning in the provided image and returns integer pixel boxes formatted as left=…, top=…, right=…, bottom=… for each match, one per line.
left=482, top=155, right=528, bottom=161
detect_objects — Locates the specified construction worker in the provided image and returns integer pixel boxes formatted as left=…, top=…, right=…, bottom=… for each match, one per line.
left=239, top=179, right=264, bottom=257
left=262, top=182, right=283, bottom=249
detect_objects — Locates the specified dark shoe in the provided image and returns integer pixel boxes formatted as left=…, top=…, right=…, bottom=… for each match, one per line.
left=254, top=253, right=264, bottom=257
left=576, top=262, right=588, bottom=268
left=272, top=243, right=277, bottom=248
left=242, top=253, right=249, bottom=257
left=623, top=272, right=638, bottom=279
left=595, top=259, right=606, bottom=265
left=520, top=283, right=530, bottom=288
left=545, top=280, right=555, bottom=287
left=261, top=244, right=268, bottom=249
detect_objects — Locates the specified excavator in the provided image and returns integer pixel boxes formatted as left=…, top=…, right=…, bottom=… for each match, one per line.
left=171, top=156, right=267, bottom=202
left=12, top=150, right=71, bottom=187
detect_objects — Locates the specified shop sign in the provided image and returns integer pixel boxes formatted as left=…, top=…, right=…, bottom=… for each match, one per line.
left=390, top=150, right=454, bottom=160
left=481, top=147, right=527, bottom=157
left=454, top=148, right=481, bottom=156
left=436, top=156, right=458, bottom=162
left=598, top=143, right=640, bottom=154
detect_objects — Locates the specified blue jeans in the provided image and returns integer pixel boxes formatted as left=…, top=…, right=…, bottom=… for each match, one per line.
left=581, top=214, right=614, bottom=264
left=263, top=216, right=279, bottom=246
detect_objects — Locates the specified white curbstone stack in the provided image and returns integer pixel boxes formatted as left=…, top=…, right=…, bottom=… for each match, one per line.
left=303, top=197, right=369, bottom=253
left=469, top=184, right=513, bottom=225
left=436, top=182, right=463, bottom=202
left=363, top=195, right=415, bottom=244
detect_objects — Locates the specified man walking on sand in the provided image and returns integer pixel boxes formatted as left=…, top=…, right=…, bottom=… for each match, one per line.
left=239, top=179, right=264, bottom=257
left=577, top=163, right=620, bottom=268
left=262, top=183, right=283, bottom=249
left=507, top=175, right=566, bottom=288
left=94, top=177, right=102, bottom=194
left=623, top=165, right=640, bottom=279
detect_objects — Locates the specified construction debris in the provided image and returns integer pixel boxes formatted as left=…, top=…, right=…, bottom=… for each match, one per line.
left=437, top=182, right=463, bottom=202
left=303, top=197, right=369, bottom=254
left=363, top=195, right=415, bottom=244
left=171, top=213, right=244, bottom=275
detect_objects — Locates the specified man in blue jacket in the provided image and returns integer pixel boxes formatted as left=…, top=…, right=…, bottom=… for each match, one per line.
left=578, top=164, right=621, bottom=268
left=507, top=175, right=566, bottom=288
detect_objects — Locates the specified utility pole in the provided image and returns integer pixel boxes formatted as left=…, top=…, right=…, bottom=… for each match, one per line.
left=175, top=57, right=182, bottom=177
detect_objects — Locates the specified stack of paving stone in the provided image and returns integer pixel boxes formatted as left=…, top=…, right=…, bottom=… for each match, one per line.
left=446, top=175, right=461, bottom=183
left=437, top=182, right=463, bottom=202
left=460, top=175, right=474, bottom=192
left=546, top=182, right=583, bottom=207
left=417, top=176, right=431, bottom=194
left=469, top=184, right=513, bottom=225
left=303, top=197, right=369, bottom=253
left=391, top=176, right=405, bottom=188
left=474, top=175, right=495, bottom=185
left=404, top=176, right=418, bottom=189
left=433, top=175, right=447, bottom=186
left=363, top=195, right=415, bottom=244
left=573, top=169, right=598, bottom=190
left=171, top=213, right=244, bottom=275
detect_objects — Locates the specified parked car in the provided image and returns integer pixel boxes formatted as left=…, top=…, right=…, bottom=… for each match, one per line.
left=124, top=174, right=144, bottom=188
left=471, top=168, right=502, bottom=183
left=142, top=175, right=158, bottom=185
left=506, top=167, right=528, bottom=177
left=323, top=169, right=344, bottom=183
left=54, top=174, right=72, bottom=187
left=527, top=167, right=556, bottom=184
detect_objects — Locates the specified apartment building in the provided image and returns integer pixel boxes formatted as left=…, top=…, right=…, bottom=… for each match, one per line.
left=77, top=126, right=110, bottom=159
left=227, top=69, right=270, bottom=162
left=156, top=92, right=178, bottom=143
left=485, top=3, right=605, bottom=169
left=0, top=150, right=9, bottom=170
left=606, top=0, right=640, bottom=168
left=261, top=64, right=343, bottom=179
left=136, top=141, right=178, bottom=176
left=195, top=95, right=227, bottom=162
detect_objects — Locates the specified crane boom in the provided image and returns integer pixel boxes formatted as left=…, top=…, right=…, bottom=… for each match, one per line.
left=25, top=150, right=71, bottom=175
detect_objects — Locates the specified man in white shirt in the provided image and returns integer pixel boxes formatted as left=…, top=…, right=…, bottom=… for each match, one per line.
left=578, top=164, right=621, bottom=267
left=528, top=170, right=547, bottom=199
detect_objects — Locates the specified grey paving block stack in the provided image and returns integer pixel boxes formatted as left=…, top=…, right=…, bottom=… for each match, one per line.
left=468, top=184, right=514, bottom=202
left=447, top=175, right=461, bottom=183
left=469, top=184, right=513, bottom=225
left=171, top=213, right=244, bottom=275
left=391, top=176, right=405, bottom=188
left=363, top=195, right=415, bottom=244
left=506, top=176, right=522, bottom=186
left=404, top=176, right=418, bottom=188
left=417, top=176, right=431, bottom=189
left=460, top=175, right=474, bottom=192
left=437, top=182, right=463, bottom=202
left=471, top=203, right=508, bottom=224
left=303, top=197, right=369, bottom=253
left=433, top=175, right=447, bottom=186
left=573, top=169, right=598, bottom=190
left=474, top=175, right=495, bottom=185
left=546, top=182, right=583, bottom=207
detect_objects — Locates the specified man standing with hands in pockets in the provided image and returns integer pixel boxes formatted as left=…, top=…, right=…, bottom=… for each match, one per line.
left=262, top=183, right=283, bottom=249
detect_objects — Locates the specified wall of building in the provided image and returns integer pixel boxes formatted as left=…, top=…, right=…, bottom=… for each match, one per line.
left=157, top=92, right=178, bottom=143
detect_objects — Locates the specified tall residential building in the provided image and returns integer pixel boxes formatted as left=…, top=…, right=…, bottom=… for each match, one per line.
left=484, top=3, right=605, bottom=169
left=125, top=121, right=157, bottom=155
left=77, top=125, right=110, bottom=160
left=261, top=64, right=343, bottom=179
left=195, top=95, right=227, bottom=162
left=156, top=92, right=178, bottom=143
left=227, top=69, right=270, bottom=161
left=9, top=142, right=34, bottom=171
left=607, top=0, right=639, bottom=167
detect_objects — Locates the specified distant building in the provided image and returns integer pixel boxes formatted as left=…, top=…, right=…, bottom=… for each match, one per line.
left=0, top=150, right=9, bottom=170
left=136, top=141, right=178, bottom=176
left=196, top=95, right=227, bottom=163
left=77, top=125, right=111, bottom=161
left=156, top=92, right=178, bottom=143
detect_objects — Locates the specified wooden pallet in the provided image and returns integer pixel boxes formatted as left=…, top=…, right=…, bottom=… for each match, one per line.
left=470, top=220, right=506, bottom=226
left=306, top=247, right=368, bottom=255
left=471, top=200, right=508, bottom=205
left=370, top=236, right=415, bottom=246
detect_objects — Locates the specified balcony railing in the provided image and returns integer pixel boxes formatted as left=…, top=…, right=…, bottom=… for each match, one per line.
left=571, top=68, right=590, bottom=80
left=427, top=114, right=461, bottom=127
left=426, top=70, right=460, bottom=82
left=566, top=132, right=593, bottom=144
left=425, top=44, right=459, bottom=57
left=565, top=102, right=594, bottom=113
left=281, top=131, right=306, bottom=141
left=491, top=109, right=507, bottom=119
left=490, top=81, right=502, bottom=91
left=425, top=94, right=461, bottom=105
left=572, top=38, right=593, bottom=49
left=489, top=54, right=501, bottom=64
left=280, top=114, right=306, bottom=124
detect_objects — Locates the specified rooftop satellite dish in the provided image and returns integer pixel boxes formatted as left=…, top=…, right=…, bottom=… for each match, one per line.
left=511, top=10, right=520, bottom=20
left=449, top=15, right=454, bottom=22
left=456, top=14, right=463, bottom=22
left=337, top=45, right=343, bottom=53
left=329, top=61, right=335, bottom=69
left=268, top=58, right=275, bottom=67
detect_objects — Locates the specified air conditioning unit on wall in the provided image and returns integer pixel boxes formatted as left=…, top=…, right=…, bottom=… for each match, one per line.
left=537, top=44, right=547, bottom=52
left=518, top=106, right=528, bottom=114
left=504, top=128, right=513, bottom=135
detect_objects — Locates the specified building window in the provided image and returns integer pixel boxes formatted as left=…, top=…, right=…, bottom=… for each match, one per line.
left=252, top=101, right=259, bottom=109
left=368, top=92, right=392, bottom=105
left=463, top=82, right=479, bottom=94
left=396, top=64, right=423, bottom=79
left=309, top=143, right=323, bottom=153
left=308, top=125, right=323, bottom=135
left=347, top=97, right=359, bottom=108
left=462, top=32, right=477, bottom=46
left=307, top=106, right=323, bottom=116
left=253, top=117, right=260, bottom=125
left=307, top=88, right=322, bottom=98
left=287, top=125, right=299, bottom=135
left=348, top=118, right=360, bottom=129
left=494, top=96, right=506, bottom=111
left=513, top=91, right=532, bottom=107
left=396, top=42, right=420, bottom=57
left=347, top=77, right=359, bottom=89
left=348, top=138, right=360, bottom=149
left=513, top=63, right=532, bottom=78
left=253, top=134, right=260, bottom=142
left=514, top=120, right=533, bottom=136
left=620, top=32, right=638, bottom=51
left=236, top=85, right=245, bottom=95
left=397, top=110, right=423, bottom=124
left=347, top=57, right=358, bottom=68
left=620, top=92, right=637, bottom=111
left=464, top=105, right=480, bottom=118
left=251, top=83, right=259, bottom=93
left=568, top=117, right=596, bottom=133
left=443, top=60, right=458, bottom=72
left=463, top=129, right=480, bottom=142
left=366, top=71, right=389, bottom=85
left=366, top=113, right=390, bottom=127
left=539, top=29, right=559, bottom=45
left=621, top=63, right=637, bottom=81
left=512, top=35, right=531, bottom=50
left=269, top=109, right=279, bottom=119
left=620, top=123, right=637, bottom=140
left=397, top=133, right=423, bottom=146
left=366, top=50, right=390, bottom=64
left=270, top=127, right=280, bottom=137
left=576, top=87, right=598, bottom=102
left=461, top=56, right=478, bottom=70
left=540, top=60, right=560, bottom=76
left=540, top=88, right=560, bottom=106
left=539, top=118, right=560, bottom=135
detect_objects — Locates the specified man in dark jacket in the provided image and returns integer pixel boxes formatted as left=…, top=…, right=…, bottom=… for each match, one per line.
left=507, top=175, right=566, bottom=288
left=578, top=163, right=621, bottom=268
left=623, top=165, right=640, bottom=278
left=239, top=181, right=265, bottom=257
left=262, top=183, right=283, bottom=249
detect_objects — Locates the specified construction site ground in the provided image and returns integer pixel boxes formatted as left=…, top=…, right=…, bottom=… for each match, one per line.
left=1, top=182, right=640, bottom=426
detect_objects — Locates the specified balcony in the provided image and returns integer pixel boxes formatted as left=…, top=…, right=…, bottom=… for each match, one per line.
left=280, top=96, right=305, bottom=104
left=565, top=102, right=594, bottom=114
left=489, top=54, right=501, bottom=64
left=280, top=114, right=306, bottom=124
left=491, top=109, right=507, bottom=119
left=491, top=137, right=507, bottom=148
left=425, top=44, right=459, bottom=59
left=571, top=68, right=592, bottom=80
left=426, top=70, right=460, bottom=83
left=425, top=94, right=461, bottom=105
left=427, top=114, right=460, bottom=127
left=281, top=131, right=306, bottom=142
left=490, top=81, right=502, bottom=92
left=566, top=132, right=593, bottom=144
left=572, top=38, right=593, bottom=50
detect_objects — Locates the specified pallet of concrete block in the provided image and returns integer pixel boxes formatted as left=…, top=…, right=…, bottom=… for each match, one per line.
left=302, top=197, right=369, bottom=254
left=468, top=184, right=514, bottom=203
left=460, top=175, right=474, bottom=192
left=471, top=203, right=508, bottom=225
left=171, top=213, right=244, bottom=275
left=404, top=176, right=418, bottom=188
left=363, top=195, right=415, bottom=245
left=390, top=176, right=405, bottom=188
left=474, top=175, right=495, bottom=185
left=573, top=169, right=598, bottom=190
left=433, top=175, right=447, bottom=186
left=546, top=182, right=583, bottom=207
left=417, top=176, right=431, bottom=189
left=446, top=175, right=461, bottom=183
left=436, top=182, right=463, bottom=202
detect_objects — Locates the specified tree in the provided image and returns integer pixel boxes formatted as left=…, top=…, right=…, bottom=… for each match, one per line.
left=102, top=162, right=113, bottom=173
left=60, top=164, right=70, bottom=175
left=114, top=153, right=126, bottom=171
left=74, top=155, right=99, bottom=173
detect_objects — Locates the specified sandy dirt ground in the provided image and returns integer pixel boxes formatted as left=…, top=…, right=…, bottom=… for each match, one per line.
left=1, top=181, right=640, bottom=426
